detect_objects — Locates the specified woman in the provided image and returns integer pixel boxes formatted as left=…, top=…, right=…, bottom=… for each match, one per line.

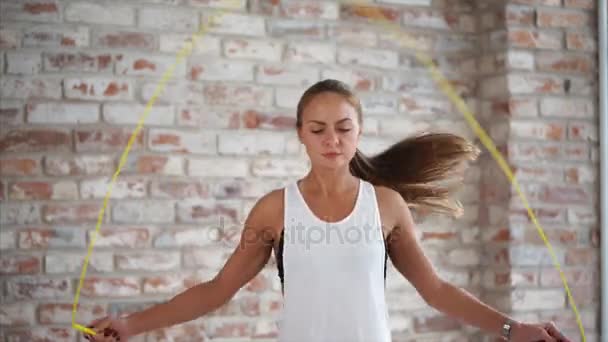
left=86, top=79, right=570, bottom=341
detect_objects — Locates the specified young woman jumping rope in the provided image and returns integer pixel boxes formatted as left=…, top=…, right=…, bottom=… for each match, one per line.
left=85, top=79, right=571, bottom=342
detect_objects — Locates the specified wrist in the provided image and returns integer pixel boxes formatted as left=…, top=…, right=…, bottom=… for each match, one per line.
left=500, top=319, right=521, bottom=341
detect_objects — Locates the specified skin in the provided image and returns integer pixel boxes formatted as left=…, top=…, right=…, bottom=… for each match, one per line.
left=86, top=92, right=570, bottom=342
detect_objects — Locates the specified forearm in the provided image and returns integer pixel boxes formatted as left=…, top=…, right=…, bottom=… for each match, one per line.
left=426, top=281, right=518, bottom=338
left=125, top=280, right=228, bottom=336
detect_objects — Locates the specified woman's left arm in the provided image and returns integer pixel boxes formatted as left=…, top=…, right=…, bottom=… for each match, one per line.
left=383, top=188, right=570, bottom=342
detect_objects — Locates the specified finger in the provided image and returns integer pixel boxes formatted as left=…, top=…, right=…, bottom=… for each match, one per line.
left=545, top=322, right=568, bottom=341
left=541, top=329, right=557, bottom=342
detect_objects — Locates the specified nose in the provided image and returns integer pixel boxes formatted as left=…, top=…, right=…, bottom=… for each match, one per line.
left=323, top=130, right=339, bottom=147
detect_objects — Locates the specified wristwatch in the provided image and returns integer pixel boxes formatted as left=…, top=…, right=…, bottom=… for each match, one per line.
left=501, top=320, right=514, bottom=340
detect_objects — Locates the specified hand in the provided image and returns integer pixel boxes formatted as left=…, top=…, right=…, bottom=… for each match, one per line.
left=511, top=321, right=572, bottom=342
left=84, top=316, right=130, bottom=342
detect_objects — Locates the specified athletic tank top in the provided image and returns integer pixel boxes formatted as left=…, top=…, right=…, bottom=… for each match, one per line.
left=275, top=178, right=391, bottom=342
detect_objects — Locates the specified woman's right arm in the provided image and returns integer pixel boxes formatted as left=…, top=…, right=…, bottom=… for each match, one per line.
left=94, top=190, right=281, bottom=339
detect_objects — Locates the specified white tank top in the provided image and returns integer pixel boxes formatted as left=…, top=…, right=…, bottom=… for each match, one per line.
left=276, top=178, right=391, bottom=342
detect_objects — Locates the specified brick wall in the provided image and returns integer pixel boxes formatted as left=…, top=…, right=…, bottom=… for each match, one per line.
left=0, top=0, right=600, bottom=341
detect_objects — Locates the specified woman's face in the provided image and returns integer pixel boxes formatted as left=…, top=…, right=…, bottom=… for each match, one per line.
left=297, top=92, right=361, bottom=170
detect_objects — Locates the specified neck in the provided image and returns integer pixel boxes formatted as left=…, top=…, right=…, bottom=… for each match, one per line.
left=302, top=166, right=358, bottom=197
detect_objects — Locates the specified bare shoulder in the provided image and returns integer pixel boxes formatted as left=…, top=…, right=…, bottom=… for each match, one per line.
left=372, top=185, right=406, bottom=236
left=245, top=188, right=284, bottom=240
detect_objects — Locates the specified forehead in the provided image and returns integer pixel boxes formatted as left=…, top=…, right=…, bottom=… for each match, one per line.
left=302, top=92, right=358, bottom=121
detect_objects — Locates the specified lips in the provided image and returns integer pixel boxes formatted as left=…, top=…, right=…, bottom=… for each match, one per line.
left=322, top=152, right=341, bottom=157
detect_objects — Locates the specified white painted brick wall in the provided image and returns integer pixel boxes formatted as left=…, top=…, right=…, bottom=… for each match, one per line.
left=0, top=0, right=600, bottom=341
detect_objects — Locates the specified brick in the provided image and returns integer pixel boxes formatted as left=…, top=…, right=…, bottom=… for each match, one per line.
left=537, top=9, right=590, bottom=28
left=4, top=327, right=76, bottom=342
left=338, top=47, right=398, bottom=69
left=95, top=30, right=155, bottom=50
left=26, top=101, right=99, bottom=124
left=0, top=28, right=20, bottom=49
left=43, top=52, right=114, bottom=72
left=81, top=178, right=146, bottom=199
left=18, top=227, right=86, bottom=249
left=398, top=94, right=451, bottom=116
left=6, top=276, right=71, bottom=300
left=511, top=288, right=565, bottom=311
left=139, top=8, right=198, bottom=31
left=141, top=81, right=204, bottom=105
left=511, top=0, right=561, bottom=5
left=256, top=65, right=319, bottom=86
left=142, top=272, right=204, bottom=294
left=0, top=302, right=36, bottom=325
left=0, top=254, right=41, bottom=275
left=206, top=319, right=254, bottom=338
left=327, top=24, right=377, bottom=47
left=148, top=321, right=207, bottom=342
left=82, top=277, right=140, bottom=297
left=268, top=20, right=325, bottom=39
left=64, top=78, right=132, bottom=101
left=0, top=76, right=62, bottom=99
left=23, top=25, right=88, bottom=47
left=0, top=202, right=40, bottom=225
left=565, top=164, right=596, bottom=184
left=566, top=31, right=596, bottom=51
left=0, top=157, right=40, bottom=176
left=540, top=268, right=595, bottom=287
left=413, top=314, right=461, bottom=333
left=401, top=8, right=472, bottom=31
left=218, top=131, right=286, bottom=156
left=188, top=158, right=249, bottom=177
left=205, top=13, right=266, bottom=36
left=160, top=34, right=220, bottom=55
left=176, top=199, right=241, bottom=224
left=322, top=69, right=375, bottom=91
left=125, top=155, right=184, bottom=175
left=0, top=100, right=24, bottom=125
left=154, top=229, right=221, bottom=248
left=9, top=181, right=77, bottom=200
left=564, top=0, right=595, bottom=9
left=188, top=58, right=254, bottom=81
left=0, top=1, right=60, bottom=23
left=183, top=245, right=230, bottom=269
left=568, top=121, right=597, bottom=141
left=112, top=201, right=175, bottom=223
left=510, top=120, right=565, bottom=141
left=507, top=74, right=563, bottom=94
left=148, top=128, right=216, bottom=154
left=0, top=228, right=16, bottom=249
left=505, top=5, right=535, bottom=26
left=285, top=41, right=335, bottom=64
left=506, top=50, right=534, bottom=70
left=274, top=87, right=306, bottom=109
left=150, top=180, right=210, bottom=199
left=508, top=28, right=562, bottom=49
left=90, top=227, right=151, bottom=248
left=379, top=119, right=429, bottom=137
left=42, top=203, right=102, bottom=224
left=5, top=51, right=41, bottom=75
left=204, top=83, right=273, bottom=107
left=281, top=1, right=338, bottom=19
left=0, top=129, right=71, bottom=153
left=103, top=103, right=174, bottom=126
left=44, top=155, right=114, bottom=176
left=340, top=4, right=400, bottom=23
left=65, top=2, right=135, bottom=26
left=116, top=54, right=186, bottom=77
left=537, top=52, right=594, bottom=73
left=75, top=128, right=144, bottom=152
left=223, top=38, right=283, bottom=62
left=38, top=303, right=106, bottom=324
left=116, top=251, right=180, bottom=271
left=565, top=247, right=598, bottom=265
left=240, top=110, right=296, bottom=130
left=251, top=157, right=308, bottom=177
left=540, top=97, right=594, bottom=118
left=45, top=251, right=113, bottom=273
left=188, top=0, right=246, bottom=9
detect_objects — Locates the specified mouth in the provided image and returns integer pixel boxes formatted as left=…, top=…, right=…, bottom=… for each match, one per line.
left=322, top=152, right=342, bottom=158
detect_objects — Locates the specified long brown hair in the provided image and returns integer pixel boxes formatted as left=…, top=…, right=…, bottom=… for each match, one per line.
left=296, top=79, right=480, bottom=218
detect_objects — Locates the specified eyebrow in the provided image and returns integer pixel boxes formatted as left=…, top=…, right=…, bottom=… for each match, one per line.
left=306, top=118, right=353, bottom=125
